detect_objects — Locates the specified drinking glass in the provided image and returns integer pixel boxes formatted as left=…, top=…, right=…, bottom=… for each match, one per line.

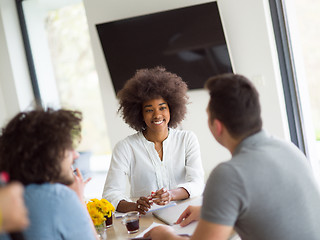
left=122, top=211, right=140, bottom=234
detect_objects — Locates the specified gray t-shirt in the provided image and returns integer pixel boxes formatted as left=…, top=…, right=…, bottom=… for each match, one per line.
left=202, top=130, right=320, bottom=240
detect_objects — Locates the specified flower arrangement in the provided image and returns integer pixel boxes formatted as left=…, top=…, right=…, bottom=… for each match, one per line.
left=86, top=198, right=115, bottom=227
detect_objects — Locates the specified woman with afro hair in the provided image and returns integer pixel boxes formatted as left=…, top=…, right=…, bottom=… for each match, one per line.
left=103, top=67, right=204, bottom=214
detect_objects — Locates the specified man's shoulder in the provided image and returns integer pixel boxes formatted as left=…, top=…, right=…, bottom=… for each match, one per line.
left=210, top=161, right=239, bottom=182
left=25, top=183, right=76, bottom=200
left=238, top=130, right=300, bottom=156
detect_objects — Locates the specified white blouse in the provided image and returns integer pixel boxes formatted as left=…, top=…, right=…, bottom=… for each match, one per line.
left=102, top=128, right=204, bottom=209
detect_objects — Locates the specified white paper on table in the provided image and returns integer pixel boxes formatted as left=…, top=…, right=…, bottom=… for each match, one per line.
left=114, top=211, right=126, bottom=218
left=134, top=221, right=198, bottom=238
left=172, top=221, right=198, bottom=235
left=152, top=197, right=202, bottom=225
left=148, top=201, right=177, bottom=212
left=135, top=222, right=166, bottom=238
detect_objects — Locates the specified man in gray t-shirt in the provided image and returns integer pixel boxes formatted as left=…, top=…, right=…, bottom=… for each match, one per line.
left=202, top=130, right=320, bottom=240
left=145, top=74, right=320, bottom=240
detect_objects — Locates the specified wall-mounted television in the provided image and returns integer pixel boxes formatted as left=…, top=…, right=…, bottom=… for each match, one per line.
left=96, top=2, right=233, bottom=93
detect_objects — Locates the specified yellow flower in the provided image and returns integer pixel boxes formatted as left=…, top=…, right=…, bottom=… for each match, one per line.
left=86, top=198, right=115, bottom=226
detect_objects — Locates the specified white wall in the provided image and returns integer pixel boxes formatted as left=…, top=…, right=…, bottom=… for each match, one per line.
left=83, top=0, right=290, bottom=180
left=0, top=0, right=34, bottom=127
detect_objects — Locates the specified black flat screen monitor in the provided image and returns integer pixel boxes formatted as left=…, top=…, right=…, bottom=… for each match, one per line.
left=96, top=2, right=233, bottom=93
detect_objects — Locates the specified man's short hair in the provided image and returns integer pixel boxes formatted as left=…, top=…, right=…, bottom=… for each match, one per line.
left=0, top=108, right=82, bottom=185
left=205, top=73, right=262, bottom=139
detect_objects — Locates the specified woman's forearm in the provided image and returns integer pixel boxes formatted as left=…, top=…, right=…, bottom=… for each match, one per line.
left=169, top=187, right=190, bottom=201
left=116, top=200, right=138, bottom=213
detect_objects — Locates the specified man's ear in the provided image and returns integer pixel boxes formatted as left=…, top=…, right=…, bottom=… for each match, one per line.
left=213, top=119, right=223, bottom=137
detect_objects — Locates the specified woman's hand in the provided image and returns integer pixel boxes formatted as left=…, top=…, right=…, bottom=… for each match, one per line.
left=151, top=188, right=172, bottom=205
left=136, top=196, right=153, bottom=215
left=152, top=187, right=189, bottom=205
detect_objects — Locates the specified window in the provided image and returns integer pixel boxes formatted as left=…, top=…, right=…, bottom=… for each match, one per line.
left=20, top=0, right=111, bottom=198
left=44, top=3, right=111, bottom=156
left=286, top=0, right=320, bottom=145
left=270, top=0, right=320, bottom=182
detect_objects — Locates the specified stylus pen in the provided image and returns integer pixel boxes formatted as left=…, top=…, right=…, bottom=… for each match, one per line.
left=0, top=172, right=26, bottom=240
left=130, top=234, right=190, bottom=239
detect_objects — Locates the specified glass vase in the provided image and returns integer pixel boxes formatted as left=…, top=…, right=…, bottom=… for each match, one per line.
left=95, top=223, right=106, bottom=240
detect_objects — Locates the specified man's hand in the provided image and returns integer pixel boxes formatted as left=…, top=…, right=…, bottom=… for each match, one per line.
left=0, top=182, right=29, bottom=233
left=68, top=168, right=91, bottom=204
left=176, top=205, right=201, bottom=227
left=144, top=225, right=187, bottom=240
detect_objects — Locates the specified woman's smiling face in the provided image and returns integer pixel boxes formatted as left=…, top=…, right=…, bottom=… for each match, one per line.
left=142, top=97, right=170, bottom=132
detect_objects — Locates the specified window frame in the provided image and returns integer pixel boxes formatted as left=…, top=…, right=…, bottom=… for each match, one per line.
left=268, top=0, right=308, bottom=156
left=15, top=0, right=42, bottom=107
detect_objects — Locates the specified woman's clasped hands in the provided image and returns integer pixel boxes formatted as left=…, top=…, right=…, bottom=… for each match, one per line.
left=151, top=188, right=172, bottom=205
left=136, top=188, right=172, bottom=215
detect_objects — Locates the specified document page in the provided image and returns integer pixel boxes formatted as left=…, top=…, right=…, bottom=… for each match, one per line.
left=134, top=221, right=198, bottom=238
left=152, top=196, right=202, bottom=225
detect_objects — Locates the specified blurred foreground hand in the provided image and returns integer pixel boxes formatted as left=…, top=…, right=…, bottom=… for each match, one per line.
left=0, top=182, right=29, bottom=233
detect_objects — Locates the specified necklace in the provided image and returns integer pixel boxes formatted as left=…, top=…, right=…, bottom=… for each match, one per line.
left=156, top=145, right=162, bottom=154
left=143, top=131, right=164, bottom=155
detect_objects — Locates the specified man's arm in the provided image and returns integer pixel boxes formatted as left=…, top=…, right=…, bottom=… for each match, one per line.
left=145, top=219, right=233, bottom=240
left=190, top=219, right=233, bottom=240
